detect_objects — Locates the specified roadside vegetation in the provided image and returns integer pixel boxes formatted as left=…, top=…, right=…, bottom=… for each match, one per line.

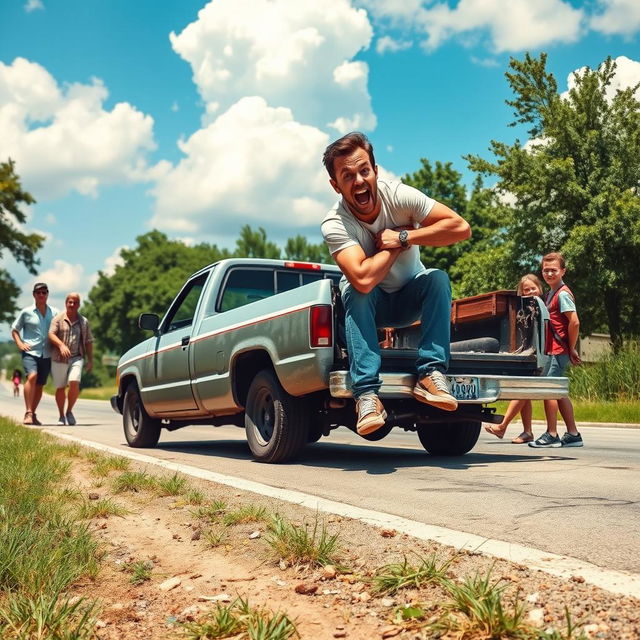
left=0, top=417, right=604, bottom=638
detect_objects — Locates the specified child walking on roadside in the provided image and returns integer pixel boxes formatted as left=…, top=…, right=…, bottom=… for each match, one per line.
left=485, top=273, right=544, bottom=443
left=529, top=252, right=584, bottom=448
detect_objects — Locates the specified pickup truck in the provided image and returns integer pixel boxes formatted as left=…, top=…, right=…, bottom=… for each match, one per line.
left=111, top=258, right=568, bottom=463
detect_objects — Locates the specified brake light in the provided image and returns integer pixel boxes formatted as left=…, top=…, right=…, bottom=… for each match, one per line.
left=310, top=305, right=333, bottom=347
left=284, top=261, right=321, bottom=270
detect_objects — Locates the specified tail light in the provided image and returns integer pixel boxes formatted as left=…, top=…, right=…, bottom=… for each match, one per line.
left=310, top=305, right=333, bottom=348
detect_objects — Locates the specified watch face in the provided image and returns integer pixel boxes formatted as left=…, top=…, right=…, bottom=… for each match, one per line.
left=399, top=230, right=408, bottom=246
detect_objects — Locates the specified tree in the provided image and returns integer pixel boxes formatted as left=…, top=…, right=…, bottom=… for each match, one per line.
left=284, top=235, right=332, bottom=263
left=402, top=160, right=507, bottom=297
left=83, top=231, right=230, bottom=353
left=0, top=159, right=45, bottom=323
left=467, top=53, right=640, bottom=349
left=234, top=225, right=281, bottom=259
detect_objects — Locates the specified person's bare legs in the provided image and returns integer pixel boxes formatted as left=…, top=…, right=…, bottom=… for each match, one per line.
left=557, top=397, right=579, bottom=435
left=543, top=399, right=559, bottom=437
left=520, top=400, right=533, bottom=437
left=67, top=381, right=80, bottom=413
left=55, top=387, right=67, bottom=419
left=485, top=399, right=526, bottom=439
left=23, top=372, right=37, bottom=413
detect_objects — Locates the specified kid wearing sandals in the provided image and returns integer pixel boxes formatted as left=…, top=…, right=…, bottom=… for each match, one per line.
left=485, top=273, right=544, bottom=444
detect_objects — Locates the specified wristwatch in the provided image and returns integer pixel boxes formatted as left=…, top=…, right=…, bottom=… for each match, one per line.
left=398, top=229, right=409, bottom=248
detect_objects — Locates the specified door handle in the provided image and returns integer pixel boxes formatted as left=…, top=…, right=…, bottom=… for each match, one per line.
left=181, top=336, right=190, bottom=349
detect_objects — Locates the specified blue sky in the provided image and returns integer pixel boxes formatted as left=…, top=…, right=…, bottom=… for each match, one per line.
left=1, top=0, right=639, bottom=339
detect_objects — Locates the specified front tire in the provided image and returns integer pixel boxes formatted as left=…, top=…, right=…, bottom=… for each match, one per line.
left=245, top=369, right=309, bottom=463
left=417, top=420, right=481, bottom=456
left=123, top=383, right=161, bottom=448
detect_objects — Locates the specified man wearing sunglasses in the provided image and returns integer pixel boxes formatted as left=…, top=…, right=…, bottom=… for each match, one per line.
left=11, top=282, right=58, bottom=425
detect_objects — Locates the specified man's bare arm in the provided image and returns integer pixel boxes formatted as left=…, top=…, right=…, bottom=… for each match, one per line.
left=12, top=329, right=29, bottom=352
left=375, top=202, right=471, bottom=250
left=333, top=244, right=401, bottom=294
left=565, top=310, right=581, bottom=365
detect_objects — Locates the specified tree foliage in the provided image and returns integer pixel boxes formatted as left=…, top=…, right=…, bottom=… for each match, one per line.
left=466, top=53, right=640, bottom=348
left=0, top=159, right=44, bottom=323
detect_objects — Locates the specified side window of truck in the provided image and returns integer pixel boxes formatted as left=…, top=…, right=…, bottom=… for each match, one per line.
left=219, top=269, right=275, bottom=312
left=163, top=273, right=209, bottom=332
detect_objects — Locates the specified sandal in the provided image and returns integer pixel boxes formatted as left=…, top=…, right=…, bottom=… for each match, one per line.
left=23, top=411, right=33, bottom=425
left=484, top=424, right=507, bottom=439
left=511, top=432, right=534, bottom=444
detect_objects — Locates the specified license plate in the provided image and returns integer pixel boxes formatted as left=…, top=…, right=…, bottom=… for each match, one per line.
left=448, top=376, right=479, bottom=401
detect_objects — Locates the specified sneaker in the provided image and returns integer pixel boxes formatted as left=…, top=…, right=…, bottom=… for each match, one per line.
left=57, top=416, right=66, bottom=426
left=413, top=371, right=458, bottom=411
left=31, top=413, right=42, bottom=426
left=355, top=394, right=387, bottom=436
left=65, top=411, right=76, bottom=426
left=561, top=431, right=583, bottom=447
left=23, top=411, right=33, bottom=425
left=528, top=432, right=562, bottom=448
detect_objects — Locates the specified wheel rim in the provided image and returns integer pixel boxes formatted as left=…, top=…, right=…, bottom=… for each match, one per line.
left=253, top=387, right=275, bottom=445
left=127, top=394, right=141, bottom=435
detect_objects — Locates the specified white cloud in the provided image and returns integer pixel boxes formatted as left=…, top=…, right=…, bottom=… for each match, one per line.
left=101, top=246, right=128, bottom=277
left=151, top=96, right=332, bottom=236
left=0, top=57, right=158, bottom=200
left=564, top=56, right=640, bottom=101
left=590, top=0, right=640, bottom=37
left=24, top=0, right=43, bottom=12
left=169, top=0, right=375, bottom=132
left=376, top=36, right=412, bottom=54
left=359, top=0, right=583, bottom=53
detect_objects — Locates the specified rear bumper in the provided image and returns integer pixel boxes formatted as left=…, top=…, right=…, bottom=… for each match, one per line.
left=329, top=371, right=568, bottom=403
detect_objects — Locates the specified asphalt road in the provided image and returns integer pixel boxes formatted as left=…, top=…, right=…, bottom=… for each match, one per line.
left=2, top=384, right=639, bottom=576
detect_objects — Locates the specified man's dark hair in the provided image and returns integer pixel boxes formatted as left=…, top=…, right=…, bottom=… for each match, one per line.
left=322, top=132, right=376, bottom=181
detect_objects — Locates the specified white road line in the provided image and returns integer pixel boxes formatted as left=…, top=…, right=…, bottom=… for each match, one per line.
left=47, top=429, right=640, bottom=600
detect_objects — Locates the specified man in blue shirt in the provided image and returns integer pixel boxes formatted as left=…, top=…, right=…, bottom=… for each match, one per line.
left=11, top=282, right=58, bottom=425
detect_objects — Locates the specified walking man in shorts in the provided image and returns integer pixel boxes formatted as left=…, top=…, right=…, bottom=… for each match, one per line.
left=48, top=292, right=94, bottom=426
left=11, top=282, right=57, bottom=425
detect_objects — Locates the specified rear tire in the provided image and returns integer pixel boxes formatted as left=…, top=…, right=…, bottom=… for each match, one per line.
left=123, top=383, right=161, bottom=448
left=417, top=420, right=481, bottom=456
left=245, top=369, right=309, bottom=463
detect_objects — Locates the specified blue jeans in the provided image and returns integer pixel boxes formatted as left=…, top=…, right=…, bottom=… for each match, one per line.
left=341, top=269, right=451, bottom=398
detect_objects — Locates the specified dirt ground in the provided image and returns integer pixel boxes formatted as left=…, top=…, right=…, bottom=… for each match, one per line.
left=66, top=453, right=640, bottom=640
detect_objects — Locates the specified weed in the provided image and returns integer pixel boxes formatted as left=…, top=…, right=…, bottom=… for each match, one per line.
left=124, top=560, right=153, bottom=585
left=265, top=515, right=341, bottom=568
left=192, top=500, right=227, bottom=521
left=92, top=455, right=130, bottom=477
left=182, top=597, right=297, bottom=640
left=185, top=489, right=206, bottom=505
left=433, top=569, right=528, bottom=638
left=372, top=553, right=452, bottom=595
left=538, top=607, right=589, bottom=639
left=112, top=470, right=156, bottom=493
left=222, top=504, right=269, bottom=526
left=202, top=527, right=228, bottom=548
left=154, top=472, right=188, bottom=496
left=78, top=497, right=128, bottom=519
left=0, top=591, right=98, bottom=640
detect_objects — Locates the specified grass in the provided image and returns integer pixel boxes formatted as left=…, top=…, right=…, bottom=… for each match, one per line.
left=491, top=399, right=640, bottom=424
left=182, top=597, right=297, bottom=640
left=192, top=500, right=228, bottom=522
left=112, top=470, right=157, bottom=493
left=124, top=560, right=153, bottom=585
left=78, top=497, right=128, bottom=519
left=265, top=515, right=341, bottom=568
left=222, top=504, right=269, bottom=526
left=154, top=472, right=189, bottom=496
left=88, top=452, right=131, bottom=477
left=371, top=553, right=453, bottom=595
left=202, top=527, right=228, bottom=548
left=0, top=417, right=100, bottom=637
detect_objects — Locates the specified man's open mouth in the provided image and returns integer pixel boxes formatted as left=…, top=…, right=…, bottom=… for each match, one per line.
left=354, top=189, right=370, bottom=206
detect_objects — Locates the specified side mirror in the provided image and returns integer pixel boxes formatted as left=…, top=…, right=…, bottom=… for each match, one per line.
left=138, top=313, right=160, bottom=332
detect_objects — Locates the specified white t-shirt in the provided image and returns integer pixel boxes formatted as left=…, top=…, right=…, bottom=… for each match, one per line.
left=321, top=179, right=435, bottom=293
